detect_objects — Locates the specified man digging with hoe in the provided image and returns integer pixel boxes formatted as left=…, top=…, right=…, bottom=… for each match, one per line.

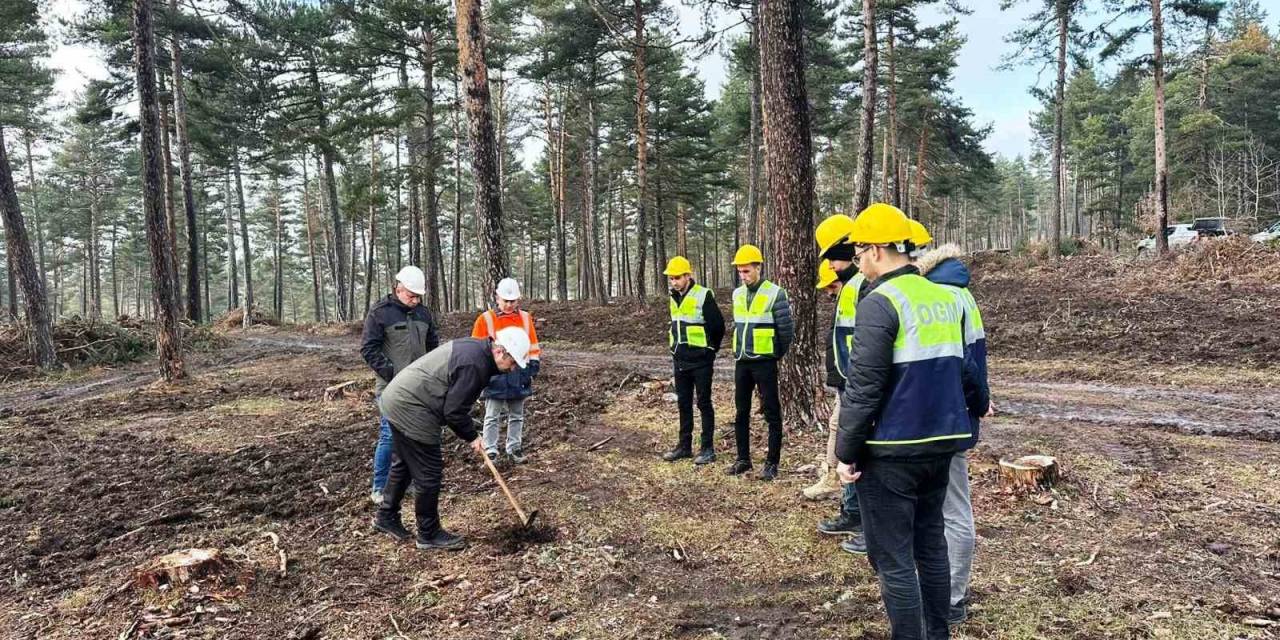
left=372, top=327, right=532, bottom=550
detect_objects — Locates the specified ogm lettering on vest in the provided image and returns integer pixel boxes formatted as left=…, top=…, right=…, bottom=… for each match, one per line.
left=732, top=280, right=780, bottom=359
left=669, top=284, right=711, bottom=350
left=865, top=274, right=971, bottom=447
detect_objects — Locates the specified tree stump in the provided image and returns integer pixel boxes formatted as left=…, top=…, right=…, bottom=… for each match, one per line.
left=134, top=548, right=228, bottom=589
left=999, top=455, right=1059, bottom=493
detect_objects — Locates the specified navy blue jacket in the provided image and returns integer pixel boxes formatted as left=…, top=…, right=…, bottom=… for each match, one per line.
left=920, top=251, right=990, bottom=451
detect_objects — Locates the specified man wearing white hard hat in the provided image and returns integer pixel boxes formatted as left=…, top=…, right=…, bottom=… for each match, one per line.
left=360, top=265, right=440, bottom=505
left=374, top=328, right=531, bottom=550
left=471, top=277, right=542, bottom=464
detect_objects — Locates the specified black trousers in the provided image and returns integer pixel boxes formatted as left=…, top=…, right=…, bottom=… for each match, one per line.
left=674, top=363, right=715, bottom=450
left=377, top=425, right=444, bottom=537
left=733, top=359, right=783, bottom=464
left=857, top=456, right=953, bottom=640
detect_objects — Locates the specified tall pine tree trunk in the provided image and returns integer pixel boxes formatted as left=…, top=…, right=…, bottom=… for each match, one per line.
left=402, top=56, right=423, bottom=267
left=132, top=0, right=185, bottom=380
left=272, top=178, right=284, bottom=320
left=233, top=149, right=254, bottom=327
left=632, top=0, right=650, bottom=300
left=1051, top=0, right=1068, bottom=256
left=223, top=172, right=239, bottom=309
left=885, top=12, right=900, bottom=207
left=456, top=0, right=509, bottom=294
left=451, top=75, right=464, bottom=311
left=421, top=31, right=446, bottom=312
left=366, top=132, right=379, bottom=314
left=0, top=127, right=56, bottom=368
left=170, top=0, right=200, bottom=322
left=22, top=131, right=46, bottom=297
left=311, top=62, right=348, bottom=320
left=1151, top=0, right=1170, bottom=255
left=853, top=0, right=877, bottom=213
left=302, top=158, right=322, bottom=321
left=88, top=174, right=102, bottom=320
left=158, top=72, right=181, bottom=299
left=585, top=87, right=606, bottom=303
left=746, top=0, right=762, bottom=245
left=759, top=0, right=819, bottom=426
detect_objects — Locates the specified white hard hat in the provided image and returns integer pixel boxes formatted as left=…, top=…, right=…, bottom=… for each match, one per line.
left=495, top=277, right=521, bottom=301
left=494, top=326, right=530, bottom=369
left=395, top=266, right=427, bottom=296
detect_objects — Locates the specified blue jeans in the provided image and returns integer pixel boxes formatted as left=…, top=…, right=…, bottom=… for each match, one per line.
left=842, top=482, right=861, bottom=521
left=372, top=399, right=393, bottom=492
left=857, top=457, right=952, bottom=640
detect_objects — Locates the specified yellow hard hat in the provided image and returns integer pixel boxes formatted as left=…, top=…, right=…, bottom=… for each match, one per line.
left=815, top=259, right=838, bottom=289
left=663, top=256, right=693, bottom=277
left=848, top=203, right=912, bottom=245
left=907, top=219, right=932, bottom=248
left=731, top=244, right=764, bottom=266
left=816, top=214, right=856, bottom=254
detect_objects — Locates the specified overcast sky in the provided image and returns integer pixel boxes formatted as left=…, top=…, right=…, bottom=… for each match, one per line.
left=43, top=0, right=1053, bottom=162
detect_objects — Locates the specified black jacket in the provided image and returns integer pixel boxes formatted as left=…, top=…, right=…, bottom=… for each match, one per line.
left=361, top=294, right=440, bottom=390
left=670, top=284, right=725, bottom=371
left=835, top=265, right=988, bottom=464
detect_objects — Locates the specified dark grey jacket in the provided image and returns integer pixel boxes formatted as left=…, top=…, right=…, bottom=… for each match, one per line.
left=379, top=339, right=498, bottom=445
left=361, top=294, right=440, bottom=392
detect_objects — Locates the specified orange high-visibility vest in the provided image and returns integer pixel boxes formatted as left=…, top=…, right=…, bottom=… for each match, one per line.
left=471, top=309, right=542, bottom=360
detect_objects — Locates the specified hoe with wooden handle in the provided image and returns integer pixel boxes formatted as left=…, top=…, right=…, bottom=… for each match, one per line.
left=479, top=449, right=538, bottom=529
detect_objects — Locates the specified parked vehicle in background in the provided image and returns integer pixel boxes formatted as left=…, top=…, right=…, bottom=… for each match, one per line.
left=1137, top=224, right=1197, bottom=252
left=1191, top=217, right=1232, bottom=238
left=1251, top=220, right=1280, bottom=243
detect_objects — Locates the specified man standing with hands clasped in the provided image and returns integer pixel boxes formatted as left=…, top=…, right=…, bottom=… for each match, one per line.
left=727, top=244, right=794, bottom=481
left=834, top=204, right=989, bottom=639
left=660, top=256, right=724, bottom=465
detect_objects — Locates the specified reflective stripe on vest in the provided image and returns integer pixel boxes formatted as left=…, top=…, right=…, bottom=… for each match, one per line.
left=865, top=274, right=970, bottom=447
left=869, top=275, right=965, bottom=364
left=831, top=273, right=865, bottom=380
left=732, top=280, right=780, bottom=359
left=669, top=285, right=710, bottom=349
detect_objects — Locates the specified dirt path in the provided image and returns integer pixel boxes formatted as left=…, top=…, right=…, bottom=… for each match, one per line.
left=555, top=349, right=1280, bottom=441
left=7, top=337, right=1269, bottom=441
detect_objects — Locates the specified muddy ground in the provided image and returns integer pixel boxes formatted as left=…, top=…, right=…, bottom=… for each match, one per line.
left=2, top=254, right=1280, bottom=639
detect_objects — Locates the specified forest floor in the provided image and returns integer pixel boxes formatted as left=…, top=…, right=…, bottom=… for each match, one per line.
left=2, top=251, right=1280, bottom=640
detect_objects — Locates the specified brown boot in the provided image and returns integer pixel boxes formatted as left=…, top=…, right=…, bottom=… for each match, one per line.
left=802, top=464, right=841, bottom=500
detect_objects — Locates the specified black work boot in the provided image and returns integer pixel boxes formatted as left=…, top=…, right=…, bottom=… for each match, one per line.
left=726, top=459, right=753, bottom=475
left=662, top=445, right=693, bottom=462
left=760, top=463, right=779, bottom=481
left=416, top=528, right=467, bottom=551
left=817, top=513, right=861, bottom=536
left=372, top=514, right=412, bottom=542
left=948, top=600, right=968, bottom=626
left=840, top=533, right=868, bottom=555
left=693, top=447, right=716, bottom=465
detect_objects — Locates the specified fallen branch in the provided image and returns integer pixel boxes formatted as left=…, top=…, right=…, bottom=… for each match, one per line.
left=262, top=531, right=287, bottom=576
left=388, top=613, right=410, bottom=639
left=586, top=436, right=614, bottom=452
left=323, top=380, right=357, bottom=401
left=1074, top=547, right=1100, bottom=567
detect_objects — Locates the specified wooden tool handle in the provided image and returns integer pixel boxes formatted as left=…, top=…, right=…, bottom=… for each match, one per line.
left=481, top=449, right=529, bottom=523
